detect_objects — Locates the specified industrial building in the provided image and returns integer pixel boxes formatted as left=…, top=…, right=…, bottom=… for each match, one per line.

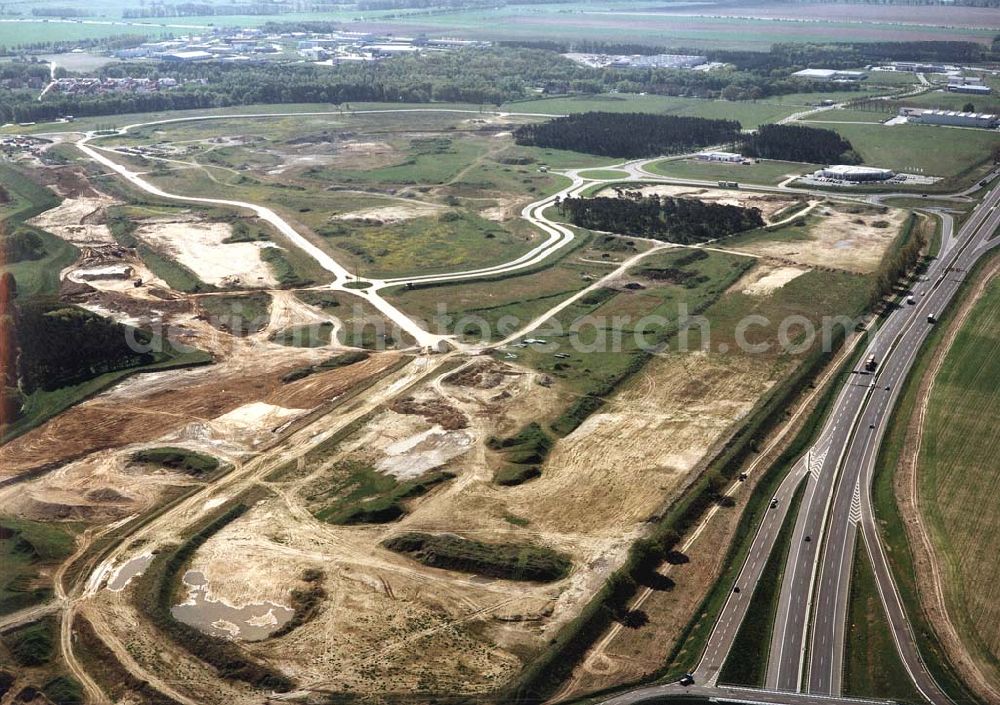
left=791, top=68, right=867, bottom=82
left=817, top=165, right=895, bottom=182
left=908, top=109, right=999, bottom=129
left=161, top=50, right=215, bottom=62
left=946, top=83, right=992, bottom=95
left=893, top=62, right=946, bottom=73
left=695, top=151, right=745, bottom=163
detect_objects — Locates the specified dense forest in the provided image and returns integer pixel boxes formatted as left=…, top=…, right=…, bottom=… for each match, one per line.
left=559, top=192, right=764, bottom=244
left=12, top=301, right=156, bottom=393
left=514, top=112, right=741, bottom=158
left=737, top=124, right=859, bottom=164
left=0, top=264, right=160, bottom=425
left=0, top=45, right=858, bottom=123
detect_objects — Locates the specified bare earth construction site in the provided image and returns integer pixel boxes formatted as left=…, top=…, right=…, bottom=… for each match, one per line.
left=1, top=55, right=998, bottom=705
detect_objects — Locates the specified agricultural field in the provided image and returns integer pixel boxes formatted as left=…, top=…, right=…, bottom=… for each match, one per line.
left=504, top=92, right=859, bottom=130
left=351, top=2, right=997, bottom=49
left=917, top=274, right=1000, bottom=687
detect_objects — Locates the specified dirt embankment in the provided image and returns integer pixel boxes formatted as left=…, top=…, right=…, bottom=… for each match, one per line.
left=0, top=352, right=402, bottom=483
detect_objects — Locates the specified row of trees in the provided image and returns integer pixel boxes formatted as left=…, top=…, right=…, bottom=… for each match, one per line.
left=514, top=112, right=741, bottom=158
left=560, top=192, right=765, bottom=244
left=871, top=216, right=927, bottom=306
left=737, top=123, right=860, bottom=164
left=121, top=2, right=343, bottom=17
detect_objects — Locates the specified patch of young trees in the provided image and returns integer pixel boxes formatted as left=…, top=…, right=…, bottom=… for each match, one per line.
left=560, top=191, right=764, bottom=243
left=1, top=228, right=47, bottom=264
left=737, top=123, right=859, bottom=164
left=515, top=111, right=741, bottom=158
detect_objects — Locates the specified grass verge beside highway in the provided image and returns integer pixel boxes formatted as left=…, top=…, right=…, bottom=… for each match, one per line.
left=844, top=536, right=924, bottom=703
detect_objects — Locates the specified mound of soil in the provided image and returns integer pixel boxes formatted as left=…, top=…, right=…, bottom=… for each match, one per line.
left=390, top=397, right=468, bottom=430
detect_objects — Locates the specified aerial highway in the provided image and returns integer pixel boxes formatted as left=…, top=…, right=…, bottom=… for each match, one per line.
left=684, top=180, right=999, bottom=702
left=590, top=177, right=999, bottom=705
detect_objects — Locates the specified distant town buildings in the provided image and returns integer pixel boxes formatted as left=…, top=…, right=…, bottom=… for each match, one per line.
left=108, top=29, right=489, bottom=66
left=49, top=76, right=183, bottom=97
left=565, top=53, right=711, bottom=70
left=892, top=62, right=947, bottom=73
left=946, top=83, right=992, bottom=95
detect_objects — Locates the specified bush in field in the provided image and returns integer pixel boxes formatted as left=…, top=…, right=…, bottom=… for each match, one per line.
left=383, top=532, right=572, bottom=582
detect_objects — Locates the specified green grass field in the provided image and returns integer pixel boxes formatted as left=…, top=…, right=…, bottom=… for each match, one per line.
left=321, top=211, right=537, bottom=280
left=830, top=123, right=1000, bottom=182
left=504, top=93, right=804, bottom=130
left=646, top=157, right=815, bottom=185
left=384, top=243, right=602, bottom=343
left=507, top=248, right=755, bottom=395
left=843, top=537, right=924, bottom=703
left=0, top=519, right=75, bottom=616
left=918, top=274, right=1000, bottom=682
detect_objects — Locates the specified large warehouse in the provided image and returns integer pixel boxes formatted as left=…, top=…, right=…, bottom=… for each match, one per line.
left=818, top=165, right=895, bottom=182
left=909, top=109, right=999, bottom=129
left=946, top=83, right=992, bottom=95
left=791, top=68, right=867, bottom=82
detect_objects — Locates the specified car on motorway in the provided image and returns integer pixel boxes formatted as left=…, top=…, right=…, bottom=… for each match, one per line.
left=771, top=497, right=779, bottom=508
left=679, top=673, right=695, bottom=686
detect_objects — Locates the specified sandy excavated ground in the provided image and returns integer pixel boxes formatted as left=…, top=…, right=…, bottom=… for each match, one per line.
left=332, top=202, right=444, bottom=224
left=28, top=195, right=118, bottom=245
left=0, top=447, right=201, bottom=523
left=618, top=184, right=797, bottom=221
left=0, top=349, right=403, bottom=483
left=102, top=346, right=793, bottom=702
left=734, top=262, right=810, bottom=295
left=135, top=220, right=278, bottom=288
left=504, top=352, right=785, bottom=535
left=737, top=204, right=908, bottom=273
left=268, top=139, right=399, bottom=174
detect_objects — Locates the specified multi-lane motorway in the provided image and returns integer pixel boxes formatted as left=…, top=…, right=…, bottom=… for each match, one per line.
left=601, top=179, right=999, bottom=705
